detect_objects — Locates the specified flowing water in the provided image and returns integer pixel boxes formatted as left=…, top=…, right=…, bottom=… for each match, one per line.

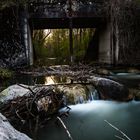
left=35, top=72, right=140, bottom=140
left=109, top=72, right=140, bottom=88
left=0, top=71, right=140, bottom=140
left=37, top=100, right=140, bottom=140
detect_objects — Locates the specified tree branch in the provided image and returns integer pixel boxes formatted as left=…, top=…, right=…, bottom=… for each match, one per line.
left=104, top=120, right=131, bottom=140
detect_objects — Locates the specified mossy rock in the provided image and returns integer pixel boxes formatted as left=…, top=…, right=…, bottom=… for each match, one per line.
left=56, top=84, right=88, bottom=104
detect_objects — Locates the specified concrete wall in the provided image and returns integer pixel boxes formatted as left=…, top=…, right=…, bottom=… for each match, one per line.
left=20, top=7, right=33, bottom=66
left=98, top=22, right=111, bottom=64
left=0, top=7, right=27, bottom=68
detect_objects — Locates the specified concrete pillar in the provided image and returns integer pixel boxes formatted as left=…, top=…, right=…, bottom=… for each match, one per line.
left=27, top=24, right=33, bottom=65
left=114, top=24, right=119, bottom=64
left=19, top=6, right=33, bottom=66
left=98, top=22, right=112, bottom=64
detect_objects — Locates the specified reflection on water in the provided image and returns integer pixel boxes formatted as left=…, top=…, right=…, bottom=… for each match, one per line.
left=0, top=75, right=71, bottom=91
left=45, top=76, right=71, bottom=85
left=45, top=76, right=55, bottom=85
left=109, top=73, right=140, bottom=88
left=1, top=71, right=139, bottom=90
left=37, top=101, right=140, bottom=140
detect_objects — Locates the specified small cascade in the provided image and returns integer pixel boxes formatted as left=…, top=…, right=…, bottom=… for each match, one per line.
left=72, top=87, right=99, bottom=104
left=57, top=84, right=100, bottom=105
left=88, top=89, right=99, bottom=101
left=74, top=95, right=85, bottom=104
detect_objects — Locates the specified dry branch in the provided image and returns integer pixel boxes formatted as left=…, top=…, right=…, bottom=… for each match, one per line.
left=0, top=85, right=66, bottom=132
left=104, top=120, right=131, bottom=140
left=115, top=135, right=126, bottom=140
left=57, top=116, right=73, bottom=140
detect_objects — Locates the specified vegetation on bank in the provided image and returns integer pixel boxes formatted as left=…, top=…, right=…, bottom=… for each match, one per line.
left=0, top=68, right=13, bottom=79
left=33, top=29, right=95, bottom=65
left=0, top=0, right=28, bottom=9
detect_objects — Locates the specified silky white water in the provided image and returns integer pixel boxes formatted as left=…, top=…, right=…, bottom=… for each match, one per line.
left=38, top=100, right=140, bottom=140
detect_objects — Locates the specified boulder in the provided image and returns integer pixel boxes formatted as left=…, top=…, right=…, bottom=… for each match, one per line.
left=0, top=84, right=65, bottom=117
left=0, top=113, right=31, bottom=140
left=89, top=76, right=133, bottom=101
left=0, top=84, right=30, bottom=103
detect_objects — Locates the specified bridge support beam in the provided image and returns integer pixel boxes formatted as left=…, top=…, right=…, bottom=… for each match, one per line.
left=111, top=22, right=119, bottom=65
left=69, top=18, right=74, bottom=63
left=99, top=22, right=112, bottom=64
left=98, top=21, right=119, bottom=65
left=19, top=6, right=33, bottom=66
left=69, top=0, right=74, bottom=63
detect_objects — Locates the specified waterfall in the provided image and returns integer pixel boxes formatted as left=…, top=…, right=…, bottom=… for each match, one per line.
left=73, top=88, right=99, bottom=104
left=88, top=89, right=99, bottom=101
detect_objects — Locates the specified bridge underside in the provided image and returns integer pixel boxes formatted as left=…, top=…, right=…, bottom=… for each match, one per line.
left=29, top=17, right=106, bottom=29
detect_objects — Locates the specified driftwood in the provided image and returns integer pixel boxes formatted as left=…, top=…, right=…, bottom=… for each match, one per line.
left=19, top=64, right=97, bottom=79
left=104, top=120, right=131, bottom=140
left=56, top=116, right=73, bottom=140
left=0, top=84, right=66, bottom=132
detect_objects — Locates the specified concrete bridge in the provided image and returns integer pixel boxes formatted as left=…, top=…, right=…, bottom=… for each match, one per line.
left=0, top=0, right=119, bottom=67
left=28, top=0, right=106, bottom=29
left=20, top=0, right=116, bottom=66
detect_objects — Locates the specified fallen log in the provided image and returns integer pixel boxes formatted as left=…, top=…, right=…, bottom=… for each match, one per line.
left=0, top=84, right=65, bottom=131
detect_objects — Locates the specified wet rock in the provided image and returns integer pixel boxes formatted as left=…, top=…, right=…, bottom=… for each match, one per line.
left=89, top=76, right=132, bottom=101
left=0, top=84, right=30, bottom=103
left=56, top=84, right=88, bottom=104
left=129, top=88, right=140, bottom=101
left=0, top=113, right=31, bottom=140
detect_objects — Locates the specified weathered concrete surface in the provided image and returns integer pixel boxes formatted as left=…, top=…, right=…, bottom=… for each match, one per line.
left=99, top=22, right=112, bottom=64
left=0, top=113, right=31, bottom=140
left=0, top=8, right=27, bottom=68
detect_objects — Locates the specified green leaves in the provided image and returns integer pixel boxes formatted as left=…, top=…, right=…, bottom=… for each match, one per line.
left=0, top=68, right=13, bottom=79
left=0, top=0, right=28, bottom=10
left=33, top=29, right=94, bottom=65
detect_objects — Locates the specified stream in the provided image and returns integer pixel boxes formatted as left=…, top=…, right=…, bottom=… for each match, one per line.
left=37, top=100, right=140, bottom=140
left=32, top=72, right=140, bottom=140
left=0, top=70, right=140, bottom=140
